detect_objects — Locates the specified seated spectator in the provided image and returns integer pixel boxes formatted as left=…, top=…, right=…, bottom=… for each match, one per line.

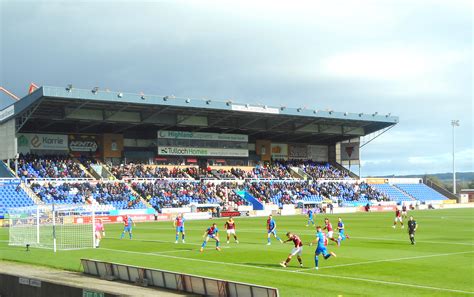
left=111, top=163, right=191, bottom=179
left=15, top=153, right=87, bottom=179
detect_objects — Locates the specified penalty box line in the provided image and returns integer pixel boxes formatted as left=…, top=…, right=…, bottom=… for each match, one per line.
left=136, top=226, right=474, bottom=246
left=295, top=250, right=474, bottom=272
left=99, top=247, right=474, bottom=295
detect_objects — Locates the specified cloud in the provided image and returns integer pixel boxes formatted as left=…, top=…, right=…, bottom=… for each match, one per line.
left=0, top=0, right=472, bottom=177
left=319, top=48, right=468, bottom=81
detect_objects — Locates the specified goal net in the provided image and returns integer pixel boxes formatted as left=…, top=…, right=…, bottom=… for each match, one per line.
left=7, top=204, right=96, bottom=252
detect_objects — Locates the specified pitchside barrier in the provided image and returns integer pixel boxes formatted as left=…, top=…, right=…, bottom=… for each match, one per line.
left=81, top=259, right=279, bottom=297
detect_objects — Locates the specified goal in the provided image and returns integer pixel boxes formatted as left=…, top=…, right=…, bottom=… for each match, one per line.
left=7, top=204, right=96, bottom=252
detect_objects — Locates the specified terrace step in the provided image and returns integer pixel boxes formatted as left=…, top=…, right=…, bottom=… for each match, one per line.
left=0, top=160, right=16, bottom=177
left=20, top=182, right=43, bottom=205
left=393, top=184, right=417, bottom=201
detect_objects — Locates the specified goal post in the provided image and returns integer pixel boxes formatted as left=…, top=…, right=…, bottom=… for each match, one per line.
left=7, top=204, right=96, bottom=252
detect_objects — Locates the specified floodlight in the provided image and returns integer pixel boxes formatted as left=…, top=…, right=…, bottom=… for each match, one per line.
left=297, top=108, right=302, bottom=112
left=372, top=112, right=378, bottom=116
left=117, top=92, right=123, bottom=98
left=226, top=100, right=232, bottom=106
left=206, top=99, right=211, bottom=104
left=163, top=96, right=169, bottom=101
left=280, top=106, right=286, bottom=111
left=92, top=87, right=99, bottom=94
left=185, top=98, right=191, bottom=103
left=66, top=84, right=73, bottom=92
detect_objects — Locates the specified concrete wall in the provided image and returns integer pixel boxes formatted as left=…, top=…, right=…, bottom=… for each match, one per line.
left=0, top=119, right=17, bottom=160
left=0, top=273, right=118, bottom=297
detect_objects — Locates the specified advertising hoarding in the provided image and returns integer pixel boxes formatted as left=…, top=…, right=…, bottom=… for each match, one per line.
left=158, top=146, right=249, bottom=157
left=158, top=130, right=248, bottom=142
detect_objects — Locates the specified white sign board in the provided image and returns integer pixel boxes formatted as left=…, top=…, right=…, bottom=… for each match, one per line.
left=158, top=146, right=249, bottom=157
left=158, top=130, right=248, bottom=142
left=17, top=133, right=68, bottom=151
left=288, top=144, right=308, bottom=159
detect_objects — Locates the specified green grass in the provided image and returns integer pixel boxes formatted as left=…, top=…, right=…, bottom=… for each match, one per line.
left=1, top=209, right=473, bottom=296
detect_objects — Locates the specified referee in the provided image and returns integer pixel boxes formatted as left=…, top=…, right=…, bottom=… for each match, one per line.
left=408, top=216, right=417, bottom=245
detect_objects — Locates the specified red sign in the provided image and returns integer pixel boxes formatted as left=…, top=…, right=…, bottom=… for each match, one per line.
left=73, top=214, right=172, bottom=224
left=359, top=205, right=397, bottom=212
left=220, top=211, right=241, bottom=217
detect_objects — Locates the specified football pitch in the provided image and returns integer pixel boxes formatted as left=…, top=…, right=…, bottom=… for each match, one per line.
left=1, top=208, right=473, bottom=296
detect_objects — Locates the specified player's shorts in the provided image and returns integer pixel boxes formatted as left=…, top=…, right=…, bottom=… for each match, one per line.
left=95, top=231, right=102, bottom=238
left=327, top=231, right=334, bottom=238
left=290, top=246, right=303, bottom=256
left=207, top=234, right=218, bottom=240
left=315, top=246, right=329, bottom=257
left=402, top=211, right=407, bottom=216
left=226, top=229, right=236, bottom=235
left=176, top=226, right=184, bottom=233
left=339, top=230, right=346, bottom=239
left=123, top=226, right=131, bottom=232
left=394, top=217, right=403, bottom=223
left=268, top=229, right=277, bottom=235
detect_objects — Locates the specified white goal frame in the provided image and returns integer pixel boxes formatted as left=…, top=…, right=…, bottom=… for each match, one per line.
left=7, top=204, right=96, bottom=252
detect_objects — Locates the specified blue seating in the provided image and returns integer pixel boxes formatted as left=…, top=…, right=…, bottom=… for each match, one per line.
left=371, top=184, right=412, bottom=202
left=31, top=182, right=146, bottom=210
left=395, top=184, right=448, bottom=201
left=0, top=181, right=35, bottom=216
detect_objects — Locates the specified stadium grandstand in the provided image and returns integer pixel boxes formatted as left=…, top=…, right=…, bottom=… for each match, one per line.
left=0, top=85, right=452, bottom=221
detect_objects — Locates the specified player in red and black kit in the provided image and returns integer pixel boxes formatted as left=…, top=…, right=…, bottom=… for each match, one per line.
left=280, top=232, right=304, bottom=268
left=392, top=208, right=404, bottom=228
left=323, top=218, right=339, bottom=244
left=224, top=217, right=239, bottom=244
left=401, top=204, right=408, bottom=219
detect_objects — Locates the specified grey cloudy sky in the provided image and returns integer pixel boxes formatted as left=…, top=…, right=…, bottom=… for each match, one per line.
left=0, top=0, right=472, bottom=176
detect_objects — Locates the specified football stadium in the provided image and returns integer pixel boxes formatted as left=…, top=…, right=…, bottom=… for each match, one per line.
left=0, top=85, right=472, bottom=296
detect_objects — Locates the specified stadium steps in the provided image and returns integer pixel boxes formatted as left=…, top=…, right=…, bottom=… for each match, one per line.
left=392, top=184, right=416, bottom=200
left=128, top=186, right=152, bottom=208
left=0, top=161, right=15, bottom=177
left=73, top=158, right=96, bottom=179
left=423, top=178, right=458, bottom=200
left=91, top=162, right=116, bottom=179
left=371, top=184, right=414, bottom=202
left=289, top=167, right=309, bottom=180
left=20, top=182, right=43, bottom=205
left=331, top=162, right=359, bottom=179
left=235, top=190, right=264, bottom=210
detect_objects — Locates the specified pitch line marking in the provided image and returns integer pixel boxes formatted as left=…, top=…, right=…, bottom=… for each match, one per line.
left=135, top=227, right=474, bottom=246
left=99, top=248, right=474, bottom=295
left=351, top=236, right=474, bottom=246
left=295, top=250, right=474, bottom=272
left=151, top=249, right=194, bottom=254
